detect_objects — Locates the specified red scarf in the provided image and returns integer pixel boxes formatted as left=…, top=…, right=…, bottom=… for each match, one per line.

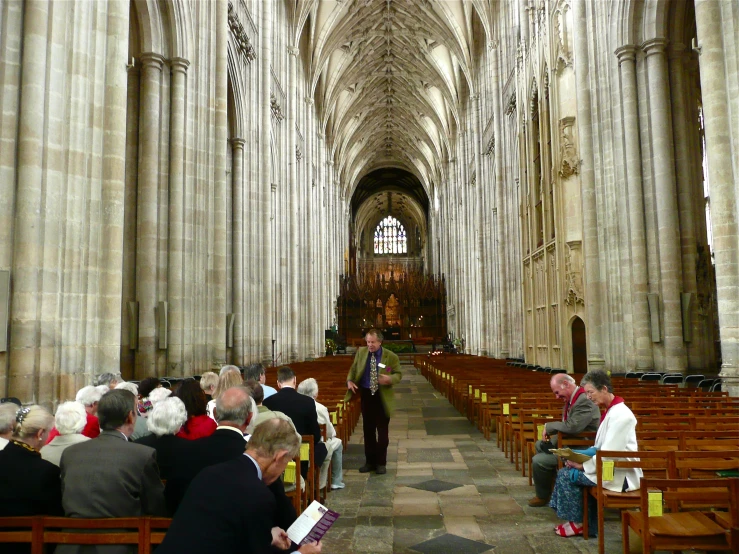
left=600, top=395, right=625, bottom=423
left=563, top=387, right=587, bottom=421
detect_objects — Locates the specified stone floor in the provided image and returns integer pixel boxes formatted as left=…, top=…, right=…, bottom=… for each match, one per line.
left=321, top=364, right=626, bottom=554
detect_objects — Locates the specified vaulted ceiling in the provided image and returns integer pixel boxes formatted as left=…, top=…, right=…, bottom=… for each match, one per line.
left=293, top=0, right=494, bottom=202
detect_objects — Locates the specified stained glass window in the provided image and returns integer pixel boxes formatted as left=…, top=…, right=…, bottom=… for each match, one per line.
left=374, top=216, right=407, bottom=255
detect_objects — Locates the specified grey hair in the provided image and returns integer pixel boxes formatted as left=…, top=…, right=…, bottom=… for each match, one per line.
left=248, top=418, right=300, bottom=458
left=215, top=386, right=253, bottom=425
left=115, top=381, right=139, bottom=397
left=220, top=364, right=240, bottom=376
left=580, top=370, right=614, bottom=393
left=243, top=363, right=265, bottom=381
left=95, top=372, right=122, bottom=388
left=0, top=403, right=18, bottom=435
left=199, top=371, right=219, bottom=392
left=366, top=328, right=384, bottom=341
left=97, top=389, right=135, bottom=431
left=148, top=387, right=172, bottom=405
left=54, top=401, right=87, bottom=435
left=13, top=405, right=55, bottom=439
left=297, top=378, right=319, bottom=399
left=75, top=385, right=104, bottom=407
left=147, top=397, right=187, bottom=436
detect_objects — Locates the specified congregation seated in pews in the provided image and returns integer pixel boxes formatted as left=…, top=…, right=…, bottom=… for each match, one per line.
left=0, top=360, right=357, bottom=553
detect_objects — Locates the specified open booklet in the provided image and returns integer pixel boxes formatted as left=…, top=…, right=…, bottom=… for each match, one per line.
left=549, top=448, right=592, bottom=464
left=287, top=500, right=340, bottom=546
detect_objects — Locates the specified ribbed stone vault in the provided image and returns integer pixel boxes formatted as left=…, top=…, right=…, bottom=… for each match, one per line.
left=298, top=0, right=487, bottom=197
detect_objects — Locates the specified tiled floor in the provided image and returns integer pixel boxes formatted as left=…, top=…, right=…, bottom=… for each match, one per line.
left=321, top=364, right=625, bottom=553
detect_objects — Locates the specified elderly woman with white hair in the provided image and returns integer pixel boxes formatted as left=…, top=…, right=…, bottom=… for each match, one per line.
left=40, top=401, right=91, bottom=467
left=0, top=405, right=63, bottom=518
left=135, top=397, right=189, bottom=480
left=44, top=385, right=103, bottom=446
left=297, top=377, right=345, bottom=490
left=0, top=402, right=18, bottom=450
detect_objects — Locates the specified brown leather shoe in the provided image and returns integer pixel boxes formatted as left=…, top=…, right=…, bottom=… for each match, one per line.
left=528, top=496, right=550, bottom=507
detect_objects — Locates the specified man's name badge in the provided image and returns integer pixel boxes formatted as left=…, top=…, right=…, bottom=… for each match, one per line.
left=378, top=363, right=386, bottom=369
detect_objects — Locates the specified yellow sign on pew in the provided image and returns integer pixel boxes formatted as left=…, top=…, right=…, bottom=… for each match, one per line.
left=537, top=424, right=545, bottom=440
left=331, top=412, right=338, bottom=425
left=442, top=372, right=446, bottom=379
left=451, top=376, right=455, bottom=383
left=481, top=393, right=487, bottom=402
left=474, top=389, right=480, bottom=399
left=283, top=461, right=297, bottom=484
left=648, top=491, right=663, bottom=517
left=602, top=461, right=615, bottom=481
left=469, top=385, right=472, bottom=394
left=503, top=403, right=510, bottom=415
left=300, top=443, right=310, bottom=461
left=532, top=413, right=538, bottom=418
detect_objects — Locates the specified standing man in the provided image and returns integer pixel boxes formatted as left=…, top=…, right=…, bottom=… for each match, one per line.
left=528, top=373, right=600, bottom=507
left=346, top=329, right=402, bottom=475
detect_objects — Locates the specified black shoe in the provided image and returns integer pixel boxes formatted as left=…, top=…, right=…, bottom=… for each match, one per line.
left=375, top=465, right=387, bottom=475
left=358, top=464, right=376, bottom=473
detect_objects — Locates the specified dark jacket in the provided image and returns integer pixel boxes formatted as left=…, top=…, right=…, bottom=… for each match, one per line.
left=263, top=387, right=328, bottom=467
left=164, top=427, right=297, bottom=530
left=134, top=433, right=190, bottom=481
left=158, top=456, right=276, bottom=554
left=0, top=440, right=63, bottom=517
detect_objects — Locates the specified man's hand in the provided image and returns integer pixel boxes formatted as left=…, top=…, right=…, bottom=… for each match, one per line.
left=298, top=541, right=322, bottom=553
left=378, top=374, right=392, bottom=386
left=270, top=527, right=291, bottom=550
left=347, top=381, right=358, bottom=393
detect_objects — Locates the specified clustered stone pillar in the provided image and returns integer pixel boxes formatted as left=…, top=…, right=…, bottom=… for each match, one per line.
left=231, top=138, right=245, bottom=364
left=616, top=45, right=653, bottom=371
left=572, top=0, right=604, bottom=369
left=694, top=0, right=739, bottom=394
left=643, top=38, right=687, bottom=373
left=167, top=57, right=189, bottom=375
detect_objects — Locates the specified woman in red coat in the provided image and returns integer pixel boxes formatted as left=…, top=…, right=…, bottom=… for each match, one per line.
left=174, top=378, right=217, bottom=440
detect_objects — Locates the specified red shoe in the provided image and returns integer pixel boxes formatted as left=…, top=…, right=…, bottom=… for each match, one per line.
left=554, top=522, right=583, bottom=537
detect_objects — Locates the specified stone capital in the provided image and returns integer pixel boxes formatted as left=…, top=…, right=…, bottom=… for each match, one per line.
left=304, top=97, right=314, bottom=106
left=271, top=183, right=278, bottom=192
left=170, top=57, right=190, bottom=73
left=139, top=52, right=166, bottom=70
left=470, top=93, right=480, bottom=101
left=641, top=38, right=668, bottom=57
left=230, top=137, right=246, bottom=150
left=287, top=46, right=299, bottom=57
left=614, top=45, right=637, bottom=64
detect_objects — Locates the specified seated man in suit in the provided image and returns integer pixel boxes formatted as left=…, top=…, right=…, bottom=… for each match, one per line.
left=165, top=386, right=297, bottom=531
left=263, top=367, right=328, bottom=475
left=59, top=389, right=167, bottom=553
left=158, top=418, right=321, bottom=554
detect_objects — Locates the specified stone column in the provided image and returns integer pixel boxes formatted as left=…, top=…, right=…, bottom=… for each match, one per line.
left=616, top=45, right=653, bottom=370
left=10, top=0, right=50, bottom=400
left=135, top=52, right=164, bottom=378
left=213, top=0, right=228, bottom=365
left=643, top=38, right=687, bottom=372
left=288, top=46, right=299, bottom=362
left=472, top=94, right=487, bottom=355
left=167, top=57, right=189, bottom=375
left=231, top=138, right=245, bottom=364
left=572, top=0, right=605, bottom=368
left=260, top=1, right=273, bottom=363
left=668, top=43, right=702, bottom=369
left=694, top=0, right=739, bottom=393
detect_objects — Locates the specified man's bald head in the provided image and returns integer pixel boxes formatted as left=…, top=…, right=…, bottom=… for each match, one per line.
left=550, top=373, right=577, bottom=402
left=215, top=386, right=253, bottom=429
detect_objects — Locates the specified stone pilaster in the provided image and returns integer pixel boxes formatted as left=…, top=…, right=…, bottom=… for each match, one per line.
left=694, top=0, right=739, bottom=394
left=231, top=137, right=245, bottom=365
left=616, top=45, right=653, bottom=370
left=643, top=38, right=687, bottom=373
left=260, top=1, right=273, bottom=363
left=167, top=57, right=189, bottom=375
left=572, top=0, right=605, bottom=369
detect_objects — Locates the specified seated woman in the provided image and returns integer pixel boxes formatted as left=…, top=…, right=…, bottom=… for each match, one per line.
left=40, top=401, right=90, bottom=466
left=0, top=405, right=63, bottom=518
left=137, top=376, right=162, bottom=417
left=549, top=370, right=642, bottom=537
left=206, top=368, right=243, bottom=421
left=297, top=378, right=345, bottom=490
left=175, top=378, right=217, bottom=440
left=199, top=371, right=219, bottom=402
left=135, top=397, right=189, bottom=480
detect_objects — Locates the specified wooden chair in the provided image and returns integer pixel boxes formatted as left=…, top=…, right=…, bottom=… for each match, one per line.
left=0, top=516, right=42, bottom=554
left=621, top=477, right=739, bottom=553
left=300, top=435, right=317, bottom=511
left=582, top=449, right=673, bottom=554
left=282, top=450, right=303, bottom=515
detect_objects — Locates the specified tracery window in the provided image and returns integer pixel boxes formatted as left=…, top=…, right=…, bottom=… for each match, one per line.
left=374, top=216, right=407, bottom=255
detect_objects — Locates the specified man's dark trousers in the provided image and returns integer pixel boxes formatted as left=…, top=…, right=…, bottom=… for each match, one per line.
left=360, top=387, right=390, bottom=466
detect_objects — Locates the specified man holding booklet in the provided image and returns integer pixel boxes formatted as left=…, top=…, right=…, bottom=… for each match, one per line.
left=529, top=373, right=600, bottom=507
